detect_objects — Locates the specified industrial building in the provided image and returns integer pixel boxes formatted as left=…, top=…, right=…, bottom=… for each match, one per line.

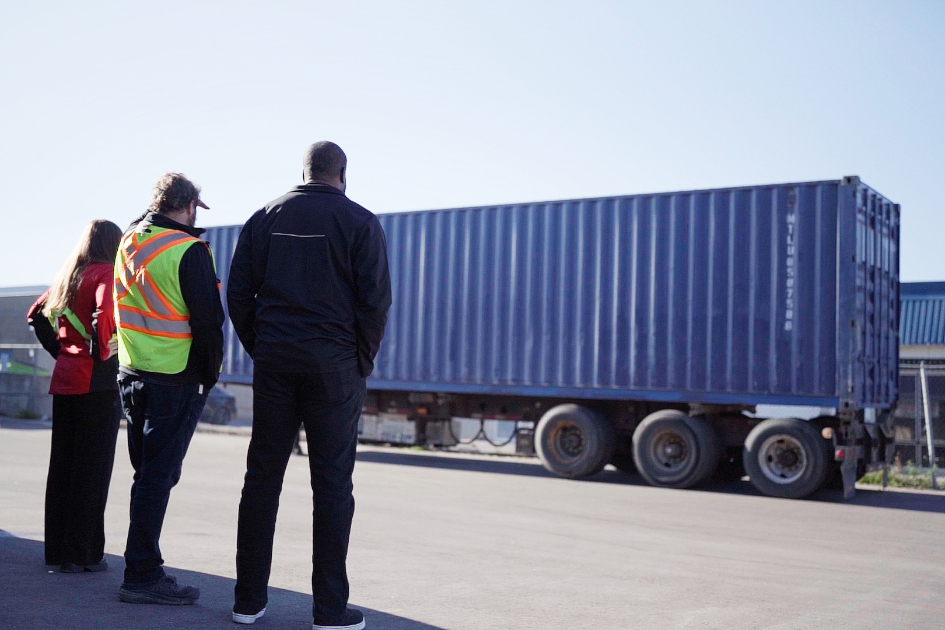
left=895, top=282, right=945, bottom=467
left=0, top=286, right=53, bottom=417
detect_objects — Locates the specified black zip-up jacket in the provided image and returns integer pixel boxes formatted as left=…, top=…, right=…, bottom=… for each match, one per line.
left=119, top=211, right=225, bottom=389
left=227, top=183, right=392, bottom=377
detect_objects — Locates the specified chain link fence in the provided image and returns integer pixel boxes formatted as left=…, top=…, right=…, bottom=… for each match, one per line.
left=0, top=344, right=51, bottom=418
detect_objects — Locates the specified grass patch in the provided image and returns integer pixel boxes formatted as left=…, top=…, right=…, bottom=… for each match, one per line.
left=859, top=463, right=939, bottom=490
left=14, top=409, right=42, bottom=420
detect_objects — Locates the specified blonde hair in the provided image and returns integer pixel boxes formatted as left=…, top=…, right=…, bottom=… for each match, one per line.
left=44, top=220, right=123, bottom=317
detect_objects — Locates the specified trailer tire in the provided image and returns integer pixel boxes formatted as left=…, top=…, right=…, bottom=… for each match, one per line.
left=743, top=418, right=830, bottom=499
left=632, top=410, right=715, bottom=488
left=535, top=404, right=614, bottom=478
left=686, top=415, right=722, bottom=484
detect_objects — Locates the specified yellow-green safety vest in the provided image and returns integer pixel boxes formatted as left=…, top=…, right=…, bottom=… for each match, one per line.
left=113, top=222, right=211, bottom=374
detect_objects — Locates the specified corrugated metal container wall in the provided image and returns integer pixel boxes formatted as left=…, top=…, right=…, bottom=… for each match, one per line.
left=204, top=225, right=254, bottom=379
left=206, top=177, right=899, bottom=409
left=844, top=181, right=900, bottom=408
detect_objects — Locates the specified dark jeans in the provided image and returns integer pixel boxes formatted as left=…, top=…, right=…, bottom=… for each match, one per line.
left=235, top=368, right=365, bottom=620
left=45, top=391, right=121, bottom=566
left=119, top=374, right=208, bottom=584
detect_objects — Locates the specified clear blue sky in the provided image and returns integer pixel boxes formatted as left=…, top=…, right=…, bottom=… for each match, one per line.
left=1, top=1, right=942, bottom=286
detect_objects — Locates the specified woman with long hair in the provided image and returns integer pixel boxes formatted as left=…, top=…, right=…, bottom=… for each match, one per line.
left=27, top=219, right=124, bottom=573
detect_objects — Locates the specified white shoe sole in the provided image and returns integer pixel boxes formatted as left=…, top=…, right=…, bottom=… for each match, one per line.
left=232, top=607, right=266, bottom=624
left=312, top=621, right=365, bottom=630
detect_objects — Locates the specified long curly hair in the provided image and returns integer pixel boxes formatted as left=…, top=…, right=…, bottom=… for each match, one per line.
left=43, top=220, right=123, bottom=317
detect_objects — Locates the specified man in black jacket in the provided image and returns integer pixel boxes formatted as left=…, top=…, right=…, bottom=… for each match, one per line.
left=227, top=142, right=391, bottom=629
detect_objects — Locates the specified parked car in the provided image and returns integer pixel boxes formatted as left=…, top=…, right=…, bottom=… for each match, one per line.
left=199, top=386, right=237, bottom=425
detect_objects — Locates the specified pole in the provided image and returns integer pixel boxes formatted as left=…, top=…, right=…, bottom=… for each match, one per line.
left=28, top=348, right=37, bottom=416
left=919, top=362, right=939, bottom=490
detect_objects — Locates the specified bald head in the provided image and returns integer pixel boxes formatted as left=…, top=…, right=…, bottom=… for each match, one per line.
left=303, top=141, right=347, bottom=191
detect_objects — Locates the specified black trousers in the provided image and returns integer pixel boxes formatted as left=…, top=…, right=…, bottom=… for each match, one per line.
left=235, top=368, right=365, bottom=620
left=45, top=390, right=121, bottom=566
left=119, top=374, right=208, bottom=584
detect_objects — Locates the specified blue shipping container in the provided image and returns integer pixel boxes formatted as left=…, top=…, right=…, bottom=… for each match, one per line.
left=206, top=176, right=899, bottom=410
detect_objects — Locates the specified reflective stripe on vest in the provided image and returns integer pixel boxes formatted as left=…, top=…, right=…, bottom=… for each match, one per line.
left=115, top=223, right=204, bottom=373
left=115, top=228, right=198, bottom=330
left=52, top=306, right=92, bottom=341
left=115, top=229, right=196, bottom=300
left=138, top=270, right=179, bottom=317
left=116, top=304, right=192, bottom=338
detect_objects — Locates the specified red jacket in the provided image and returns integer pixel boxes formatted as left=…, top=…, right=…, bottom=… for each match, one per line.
left=27, top=262, right=119, bottom=395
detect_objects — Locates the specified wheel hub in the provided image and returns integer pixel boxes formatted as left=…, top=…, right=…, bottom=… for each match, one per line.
left=554, top=423, right=585, bottom=459
left=651, top=430, right=690, bottom=471
left=757, top=434, right=807, bottom=485
left=776, top=449, right=799, bottom=468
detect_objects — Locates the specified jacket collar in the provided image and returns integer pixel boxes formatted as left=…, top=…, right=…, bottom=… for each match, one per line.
left=137, top=211, right=206, bottom=237
left=291, top=182, right=346, bottom=197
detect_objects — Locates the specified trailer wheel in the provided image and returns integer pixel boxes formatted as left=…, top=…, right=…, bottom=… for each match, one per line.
left=632, top=410, right=719, bottom=488
left=743, top=418, right=830, bottom=499
left=535, top=404, right=614, bottom=478
left=686, top=415, right=722, bottom=483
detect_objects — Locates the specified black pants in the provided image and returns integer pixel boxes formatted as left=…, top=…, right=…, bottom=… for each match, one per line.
left=119, top=374, right=208, bottom=584
left=235, top=368, right=365, bottom=620
left=45, top=390, right=121, bottom=566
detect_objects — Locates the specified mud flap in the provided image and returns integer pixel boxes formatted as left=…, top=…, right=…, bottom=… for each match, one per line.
left=841, top=456, right=858, bottom=499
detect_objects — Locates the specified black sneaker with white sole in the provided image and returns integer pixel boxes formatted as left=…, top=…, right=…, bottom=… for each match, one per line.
left=312, top=607, right=365, bottom=630
left=118, top=574, right=200, bottom=605
left=232, top=605, right=267, bottom=624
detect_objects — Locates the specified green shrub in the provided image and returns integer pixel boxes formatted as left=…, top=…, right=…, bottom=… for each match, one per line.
left=858, top=463, right=938, bottom=490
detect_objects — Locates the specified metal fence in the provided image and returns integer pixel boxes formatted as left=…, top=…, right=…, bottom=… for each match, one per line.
left=893, top=360, right=944, bottom=468
left=0, top=343, right=51, bottom=418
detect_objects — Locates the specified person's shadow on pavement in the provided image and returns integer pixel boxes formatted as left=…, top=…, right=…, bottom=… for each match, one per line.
left=0, top=532, right=443, bottom=629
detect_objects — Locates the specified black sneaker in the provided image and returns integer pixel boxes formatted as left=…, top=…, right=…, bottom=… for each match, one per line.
left=118, top=574, right=200, bottom=605
left=313, top=608, right=365, bottom=630
left=60, top=559, right=108, bottom=573
left=232, top=604, right=266, bottom=624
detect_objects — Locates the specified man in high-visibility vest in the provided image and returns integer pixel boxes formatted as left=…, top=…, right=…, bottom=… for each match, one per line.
left=114, top=172, right=224, bottom=606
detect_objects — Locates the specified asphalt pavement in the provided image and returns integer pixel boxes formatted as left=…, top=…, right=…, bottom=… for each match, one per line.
left=1, top=417, right=944, bottom=629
